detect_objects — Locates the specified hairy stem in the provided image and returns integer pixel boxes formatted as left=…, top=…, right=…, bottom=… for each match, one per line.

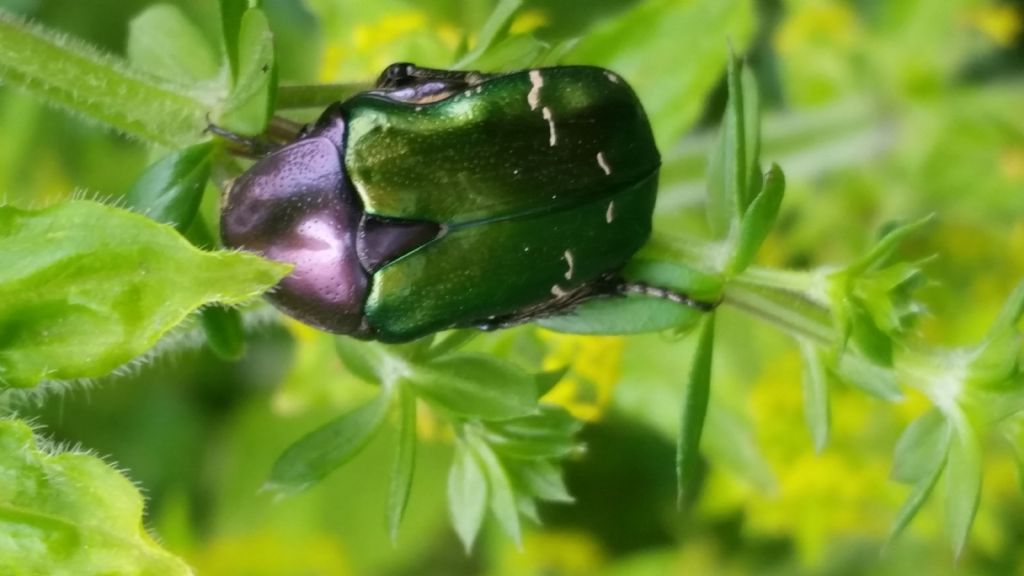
left=723, top=271, right=835, bottom=345
left=0, top=11, right=215, bottom=147
left=275, top=83, right=371, bottom=110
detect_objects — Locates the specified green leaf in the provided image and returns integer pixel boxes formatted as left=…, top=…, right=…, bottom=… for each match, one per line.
left=535, top=366, right=569, bottom=398
left=426, top=330, right=478, bottom=360
left=0, top=419, right=192, bottom=575
left=988, top=280, right=1024, bottom=336
left=538, top=296, right=703, bottom=335
left=848, top=302, right=894, bottom=367
left=218, top=7, right=276, bottom=134
left=453, top=0, right=523, bottom=68
left=0, top=12, right=212, bottom=147
left=891, top=409, right=951, bottom=484
left=334, top=338, right=407, bottom=386
left=847, top=215, right=934, bottom=275
left=740, top=64, right=762, bottom=211
left=388, top=387, right=417, bottom=542
left=448, top=438, right=488, bottom=552
left=510, top=460, right=574, bottom=503
left=832, top=352, right=902, bottom=401
left=199, top=305, right=247, bottom=361
left=266, top=392, right=390, bottom=495
left=945, top=418, right=983, bottom=559
left=888, top=455, right=945, bottom=544
left=730, top=164, right=785, bottom=275
left=707, top=55, right=746, bottom=236
left=483, top=405, right=582, bottom=460
left=461, top=34, right=548, bottom=71
left=702, top=403, right=776, bottom=492
left=127, top=3, right=220, bottom=84
left=967, top=329, right=1022, bottom=390
left=564, top=0, right=755, bottom=149
left=124, top=142, right=214, bottom=233
left=678, top=313, right=716, bottom=502
left=798, top=339, right=830, bottom=453
left=220, top=0, right=249, bottom=81
left=623, top=259, right=725, bottom=302
left=469, top=435, right=522, bottom=545
left=0, top=201, right=289, bottom=388
left=404, top=353, right=537, bottom=420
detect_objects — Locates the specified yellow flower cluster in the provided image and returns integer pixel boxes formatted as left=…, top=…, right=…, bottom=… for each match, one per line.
left=969, top=4, right=1023, bottom=47
left=539, top=331, right=625, bottom=422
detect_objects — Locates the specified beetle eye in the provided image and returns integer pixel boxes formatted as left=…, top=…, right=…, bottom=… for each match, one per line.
left=221, top=137, right=370, bottom=336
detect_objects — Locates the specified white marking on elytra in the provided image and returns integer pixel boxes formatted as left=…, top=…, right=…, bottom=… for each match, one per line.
left=551, top=285, right=568, bottom=297
left=528, top=69, right=544, bottom=110
left=597, top=152, right=612, bottom=175
left=604, top=71, right=620, bottom=84
left=542, top=106, right=557, bottom=146
left=563, top=250, right=575, bottom=280
left=606, top=201, right=615, bottom=223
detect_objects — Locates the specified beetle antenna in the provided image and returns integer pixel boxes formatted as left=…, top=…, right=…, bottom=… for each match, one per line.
left=616, top=282, right=720, bottom=311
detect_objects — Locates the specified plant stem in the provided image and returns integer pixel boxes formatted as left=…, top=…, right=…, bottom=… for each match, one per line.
left=0, top=11, right=215, bottom=147
left=723, top=272, right=835, bottom=346
left=276, top=83, right=371, bottom=110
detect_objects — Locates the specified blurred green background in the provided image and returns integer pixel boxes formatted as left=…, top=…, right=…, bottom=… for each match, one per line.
left=2, top=0, right=1023, bottom=574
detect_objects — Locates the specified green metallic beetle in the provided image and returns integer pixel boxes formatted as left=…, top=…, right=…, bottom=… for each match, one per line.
left=221, top=63, right=710, bottom=342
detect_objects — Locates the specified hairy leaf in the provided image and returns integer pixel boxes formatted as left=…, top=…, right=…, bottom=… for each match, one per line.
left=0, top=201, right=289, bottom=388
left=0, top=419, right=192, bottom=576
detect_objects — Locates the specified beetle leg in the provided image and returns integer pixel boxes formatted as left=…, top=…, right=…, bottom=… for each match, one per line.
left=205, top=120, right=279, bottom=158
left=615, top=282, right=721, bottom=311
left=267, top=116, right=306, bottom=142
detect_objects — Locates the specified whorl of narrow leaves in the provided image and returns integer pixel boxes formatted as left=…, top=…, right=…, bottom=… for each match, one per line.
left=0, top=419, right=193, bottom=576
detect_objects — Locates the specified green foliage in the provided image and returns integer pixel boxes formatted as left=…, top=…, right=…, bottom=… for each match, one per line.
left=0, top=200, right=288, bottom=388
left=0, top=11, right=211, bottom=147
left=127, top=4, right=220, bottom=85
left=217, top=6, right=276, bottom=134
left=1, top=0, right=1023, bottom=572
left=124, top=142, right=214, bottom=233
left=267, top=390, right=391, bottom=495
left=676, top=313, right=716, bottom=501
left=0, top=418, right=191, bottom=576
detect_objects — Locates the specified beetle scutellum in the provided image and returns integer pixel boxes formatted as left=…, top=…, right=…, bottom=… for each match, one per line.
left=218, top=63, right=716, bottom=342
